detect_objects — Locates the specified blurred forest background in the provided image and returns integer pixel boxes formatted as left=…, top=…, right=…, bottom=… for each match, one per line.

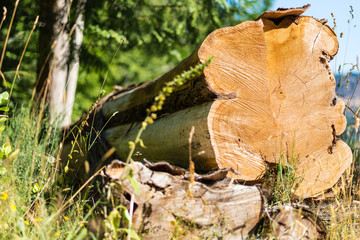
left=0, top=0, right=273, bottom=125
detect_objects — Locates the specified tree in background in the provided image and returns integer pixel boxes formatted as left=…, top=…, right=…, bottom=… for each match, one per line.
left=0, top=0, right=273, bottom=125
left=36, top=0, right=86, bottom=126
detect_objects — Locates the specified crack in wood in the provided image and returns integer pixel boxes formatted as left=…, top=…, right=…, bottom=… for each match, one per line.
left=328, top=124, right=337, bottom=154
left=330, top=96, right=337, bottom=107
left=312, top=25, right=323, bottom=52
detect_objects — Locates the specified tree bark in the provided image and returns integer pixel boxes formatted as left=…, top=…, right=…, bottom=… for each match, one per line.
left=36, top=0, right=86, bottom=127
left=104, top=160, right=265, bottom=240
left=98, top=159, right=327, bottom=239
left=106, top=103, right=218, bottom=172
left=64, top=0, right=86, bottom=126
left=49, top=0, right=69, bottom=124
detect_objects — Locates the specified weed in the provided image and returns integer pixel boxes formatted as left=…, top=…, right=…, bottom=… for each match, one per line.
left=269, top=154, right=301, bottom=205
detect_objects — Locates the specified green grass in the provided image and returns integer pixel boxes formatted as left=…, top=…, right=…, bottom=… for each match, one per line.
left=0, top=58, right=212, bottom=239
left=0, top=105, right=89, bottom=239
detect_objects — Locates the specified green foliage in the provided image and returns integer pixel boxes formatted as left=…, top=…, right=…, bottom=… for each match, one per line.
left=0, top=0, right=39, bottom=105
left=84, top=0, right=272, bottom=52
left=0, top=91, right=9, bottom=132
left=0, top=0, right=273, bottom=121
left=0, top=91, right=10, bottom=175
left=0, top=91, right=9, bottom=105
left=0, top=103, right=96, bottom=239
left=103, top=206, right=141, bottom=240
left=80, top=0, right=273, bottom=117
left=269, top=154, right=301, bottom=205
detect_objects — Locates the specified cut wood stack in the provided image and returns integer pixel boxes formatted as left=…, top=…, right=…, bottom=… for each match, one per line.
left=64, top=5, right=352, bottom=199
left=99, top=159, right=327, bottom=239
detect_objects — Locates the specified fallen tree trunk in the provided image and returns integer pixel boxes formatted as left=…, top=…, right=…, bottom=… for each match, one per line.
left=98, top=159, right=327, bottom=239
left=106, top=160, right=264, bottom=239
left=63, top=5, right=352, bottom=198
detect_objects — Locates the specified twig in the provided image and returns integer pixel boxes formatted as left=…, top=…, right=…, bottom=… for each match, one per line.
left=188, top=126, right=195, bottom=198
left=128, top=194, right=134, bottom=240
left=345, top=105, right=360, bottom=118
left=57, top=165, right=106, bottom=215
left=0, top=7, right=7, bottom=30
left=8, top=16, right=39, bottom=102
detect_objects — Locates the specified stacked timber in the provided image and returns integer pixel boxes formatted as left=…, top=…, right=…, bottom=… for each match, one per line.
left=79, top=4, right=351, bottom=198
left=96, top=159, right=327, bottom=239
left=61, top=5, right=353, bottom=239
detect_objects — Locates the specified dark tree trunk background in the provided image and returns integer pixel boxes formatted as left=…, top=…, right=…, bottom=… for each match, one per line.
left=36, top=0, right=55, bottom=101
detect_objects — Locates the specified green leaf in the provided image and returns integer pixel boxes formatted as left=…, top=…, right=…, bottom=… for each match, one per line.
left=0, top=165, right=7, bottom=175
left=128, top=176, right=140, bottom=195
left=108, top=208, right=121, bottom=231
left=32, top=183, right=40, bottom=194
left=218, top=0, right=227, bottom=7
left=152, top=30, right=163, bottom=43
left=119, top=206, right=131, bottom=223
left=73, top=228, right=88, bottom=240
left=0, top=117, right=8, bottom=123
left=120, top=228, right=141, bottom=240
left=175, top=22, right=185, bottom=36
left=128, top=141, right=135, bottom=149
left=1, top=143, right=12, bottom=158
left=169, top=49, right=182, bottom=62
left=139, top=139, right=146, bottom=148
left=0, top=107, right=9, bottom=112
left=0, top=92, right=9, bottom=105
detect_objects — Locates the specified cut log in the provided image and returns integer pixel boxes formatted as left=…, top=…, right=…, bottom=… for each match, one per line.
left=101, top=6, right=352, bottom=198
left=104, top=19, right=276, bottom=182
left=99, top=160, right=328, bottom=239
left=106, top=103, right=219, bottom=172
left=63, top=5, right=352, bottom=198
left=103, top=160, right=265, bottom=239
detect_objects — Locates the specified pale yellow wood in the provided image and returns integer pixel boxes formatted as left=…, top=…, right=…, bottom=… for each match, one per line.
left=295, top=140, right=352, bottom=197
left=261, top=16, right=351, bottom=197
left=105, top=103, right=218, bottom=172
left=195, top=12, right=351, bottom=197
left=198, top=20, right=278, bottom=180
